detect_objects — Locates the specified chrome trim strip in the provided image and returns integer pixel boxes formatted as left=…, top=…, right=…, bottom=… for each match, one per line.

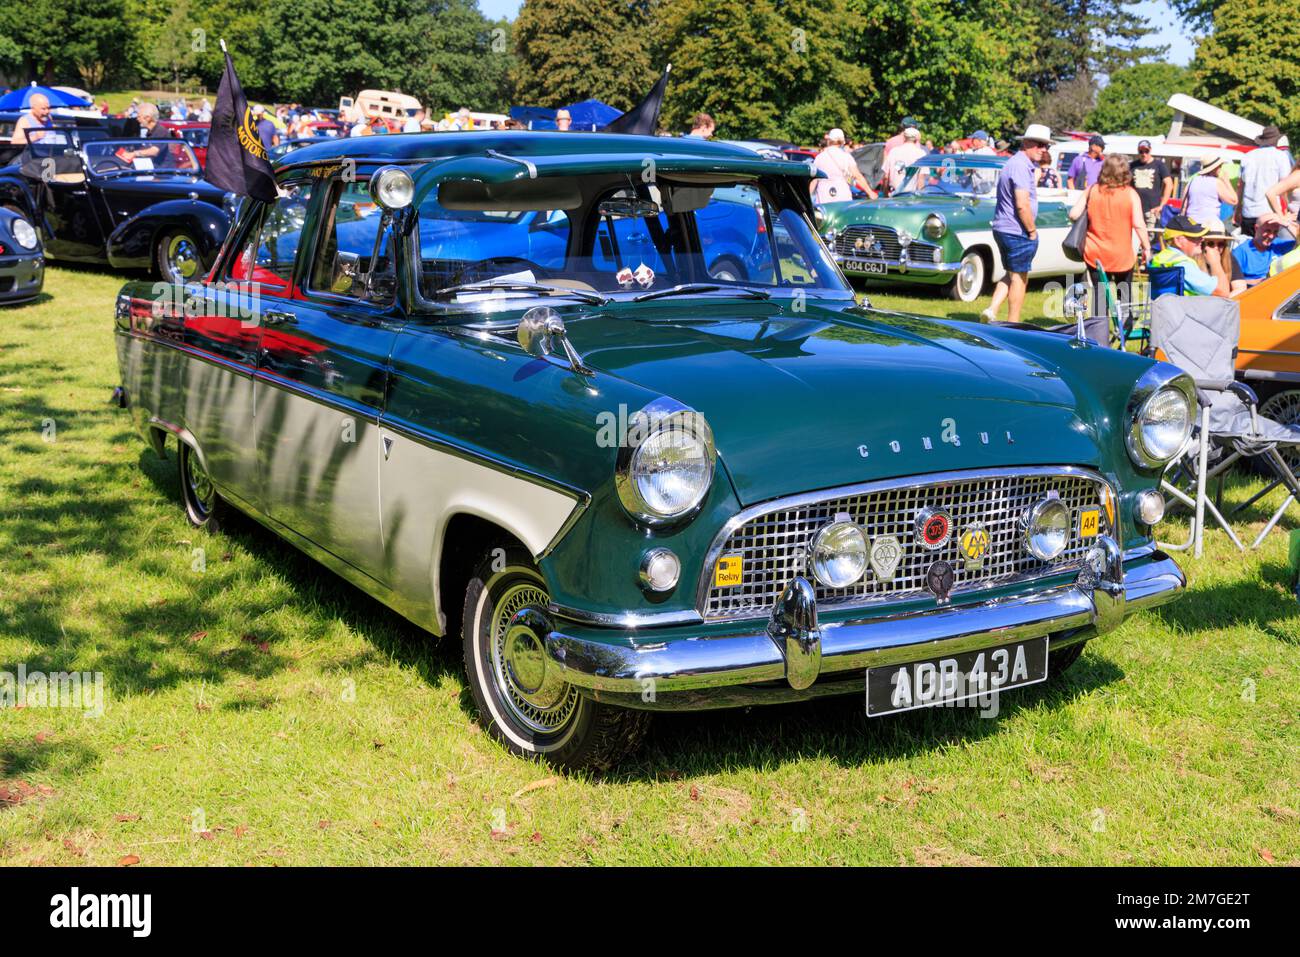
left=1239, top=349, right=1300, bottom=358
left=694, top=465, right=1119, bottom=618
left=547, top=603, right=703, bottom=629
left=546, top=551, right=1184, bottom=697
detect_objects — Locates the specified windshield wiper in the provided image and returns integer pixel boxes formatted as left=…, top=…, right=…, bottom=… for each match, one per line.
left=431, top=280, right=608, bottom=306
left=631, top=283, right=771, bottom=303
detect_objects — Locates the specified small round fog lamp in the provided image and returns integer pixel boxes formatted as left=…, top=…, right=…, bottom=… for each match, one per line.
left=639, top=548, right=681, bottom=593
left=809, top=520, right=868, bottom=588
left=1134, top=489, right=1166, bottom=526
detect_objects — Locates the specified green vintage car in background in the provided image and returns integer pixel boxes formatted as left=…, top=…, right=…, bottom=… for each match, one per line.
left=818, top=153, right=1076, bottom=302
left=114, top=132, right=1188, bottom=770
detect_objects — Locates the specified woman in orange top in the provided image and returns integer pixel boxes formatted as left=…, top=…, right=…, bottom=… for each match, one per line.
left=1068, top=154, right=1152, bottom=345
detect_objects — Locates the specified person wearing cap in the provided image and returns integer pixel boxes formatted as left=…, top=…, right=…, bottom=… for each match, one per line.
left=1067, top=135, right=1106, bottom=191
left=1229, top=212, right=1299, bottom=293
left=881, top=116, right=918, bottom=186
left=1239, top=126, right=1293, bottom=236
left=982, top=124, right=1053, bottom=324
left=1181, top=156, right=1237, bottom=234
left=811, top=128, right=875, bottom=203
left=1131, top=140, right=1173, bottom=231
left=886, top=127, right=927, bottom=194
left=555, top=108, right=572, bottom=132
left=966, top=131, right=995, bottom=157
left=1150, top=215, right=1230, bottom=298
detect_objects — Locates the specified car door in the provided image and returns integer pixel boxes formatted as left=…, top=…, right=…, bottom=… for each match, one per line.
left=31, top=139, right=110, bottom=260
left=254, top=173, right=400, bottom=581
left=181, top=180, right=313, bottom=512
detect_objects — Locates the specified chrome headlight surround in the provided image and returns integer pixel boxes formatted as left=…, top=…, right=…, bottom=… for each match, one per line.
left=615, top=397, right=717, bottom=526
left=10, top=215, right=38, bottom=249
left=1125, top=365, right=1195, bottom=469
left=922, top=213, right=946, bottom=240
left=369, top=165, right=415, bottom=210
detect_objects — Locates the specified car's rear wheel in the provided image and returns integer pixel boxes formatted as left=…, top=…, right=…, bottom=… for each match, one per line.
left=461, top=547, right=651, bottom=771
left=708, top=255, right=747, bottom=283
left=948, top=249, right=987, bottom=302
left=156, top=229, right=203, bottom=284
left=178, top=441, right=224, bottom=530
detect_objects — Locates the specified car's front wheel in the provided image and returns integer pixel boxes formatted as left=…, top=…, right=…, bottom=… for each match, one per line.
left=156, top=229, right=204, bottom=284
left=461, top=547, right=651, bottom=771
left=948, top=249, right=987, bottom=302
left=178, top=441, right=224, bottom=530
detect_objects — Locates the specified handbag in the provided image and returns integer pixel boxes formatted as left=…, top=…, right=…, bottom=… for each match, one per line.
left=1062, top=186, right=1091, bottom=262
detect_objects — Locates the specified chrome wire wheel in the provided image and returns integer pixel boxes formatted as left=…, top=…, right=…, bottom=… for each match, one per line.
left=179, top=442, right=220, bottom=528
left=1260, top=390, right=1300, bottom=471
left=162, top=232, right=200, bottom=282
left=489, top=580, right=580, bottom=735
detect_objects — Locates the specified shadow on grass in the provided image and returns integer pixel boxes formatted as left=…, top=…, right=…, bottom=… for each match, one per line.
left=1150, top=565, right=1299, bottom=645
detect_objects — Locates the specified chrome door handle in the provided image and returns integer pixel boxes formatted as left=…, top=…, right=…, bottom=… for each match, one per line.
left=261, top=310, right=297, bottom=326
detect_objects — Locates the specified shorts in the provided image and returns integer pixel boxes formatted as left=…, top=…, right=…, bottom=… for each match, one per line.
left=994, top=230, right=1039, bottom=274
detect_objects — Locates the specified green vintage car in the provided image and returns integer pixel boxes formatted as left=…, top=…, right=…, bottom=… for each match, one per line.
left=113, top=132, right=1187, bottom=770
left=819, top=153, right=1075, bottom=302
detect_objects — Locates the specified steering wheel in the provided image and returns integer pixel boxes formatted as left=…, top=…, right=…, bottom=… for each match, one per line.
left=450, top=256, right=546, bottom=286
left=91, top=156, right=129, bottom=175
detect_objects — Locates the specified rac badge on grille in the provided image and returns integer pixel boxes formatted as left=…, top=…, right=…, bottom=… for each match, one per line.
left=958, top=523, right=990, bottom=571
left=915, top=507, right=952, bottom=550
left=925, top=560, right=955, bottom=604
left=870, top=535, right=902, bottom=582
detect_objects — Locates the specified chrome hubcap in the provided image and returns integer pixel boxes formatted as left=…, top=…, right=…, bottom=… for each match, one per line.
left=491, top=582, right=578, bottom=733
left=167, top=235, right=199, bottom=280
left=958, top=257, right=981, bottom=299
left=186, top=452, right=214, bottom=516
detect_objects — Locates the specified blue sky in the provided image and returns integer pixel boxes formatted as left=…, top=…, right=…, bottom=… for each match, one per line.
left=479, top=0, right=1198, bottom=65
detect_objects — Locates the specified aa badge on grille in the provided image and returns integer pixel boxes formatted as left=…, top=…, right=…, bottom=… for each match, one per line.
left=870, top=535, right=902, bottom=582
left=958, top=523, right=989, bottom=571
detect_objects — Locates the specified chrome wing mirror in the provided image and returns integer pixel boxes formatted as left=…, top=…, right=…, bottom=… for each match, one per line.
left=1064, top=282, right=1090, bottom=347
left=517, top=306, right=593, bottom=376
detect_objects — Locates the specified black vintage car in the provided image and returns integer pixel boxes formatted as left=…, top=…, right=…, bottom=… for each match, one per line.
left=0, top=123, right=235, bottom=283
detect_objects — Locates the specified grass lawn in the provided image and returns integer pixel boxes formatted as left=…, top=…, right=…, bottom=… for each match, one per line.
left=1, top=266, right=1297, bottom=866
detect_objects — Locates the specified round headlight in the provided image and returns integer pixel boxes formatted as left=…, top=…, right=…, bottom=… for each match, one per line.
left=923, top=213, right=946, bottom=240
left=616, top=400, right=716, bottom=525
left=1128, top=384, right=1193, bottom=467
left=1023, top=497, right=1070, bottom=561
left=369, top=165, right=414, bottom=210
left=10, top=216, right=37, bottom=249
left=808, top=520, right=868, bottom=588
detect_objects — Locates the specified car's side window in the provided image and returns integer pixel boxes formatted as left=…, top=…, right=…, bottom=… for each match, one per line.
left=226, top=182, right=314, bottom=295
left=309, top=179, right=396, bottom=304
left=1278, top=291, right=1300, bottom=322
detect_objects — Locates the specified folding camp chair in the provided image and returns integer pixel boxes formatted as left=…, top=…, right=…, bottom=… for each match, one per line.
left=1149, top=294, right=1300, bottom=557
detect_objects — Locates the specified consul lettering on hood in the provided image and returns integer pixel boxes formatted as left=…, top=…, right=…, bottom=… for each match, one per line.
left=856, top=417, right=1014, bottom=458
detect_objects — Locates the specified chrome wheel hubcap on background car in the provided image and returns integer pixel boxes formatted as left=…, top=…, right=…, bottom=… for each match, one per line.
left=166, top=235, right=200, bottom=281
left=491, top=582, right=579, bottom=734
left=957, top=254, right=984, bottom=302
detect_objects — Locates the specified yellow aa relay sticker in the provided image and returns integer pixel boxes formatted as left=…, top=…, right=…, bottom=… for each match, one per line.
left=1079, top=508, right=1101, bottom=538
left=715, top=555, right=744, bottom=587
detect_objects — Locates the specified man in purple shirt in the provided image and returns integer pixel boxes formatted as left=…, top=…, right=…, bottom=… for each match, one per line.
left=1068, top=135, right=1105, bottom=190
left=983, top=124, right=1052, bottom=325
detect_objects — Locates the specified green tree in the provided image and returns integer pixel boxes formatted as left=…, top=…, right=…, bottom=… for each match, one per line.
left=1192, top=0, right=1298, bottom=133
left=1039, top=0, right=1165, bottom=85
left=511, top=0, right=656, bottom=110
left=1166, top=0, right=1220, bottom=32
left=654, top=0, right=870, bottom=139
left=6, top=0, right=130, bottom=87
left=418, top=2, right=516, bottom=114
left=149, top=0, right=199, bottom=94
left=1028, top=74, right=1097, bottom=132
left=1086, top=62, right=1189, bottom=133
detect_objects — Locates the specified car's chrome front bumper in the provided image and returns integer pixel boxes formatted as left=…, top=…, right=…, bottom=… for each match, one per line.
left=831, top=251, right=961, bottom=278
left=543, top=538, right=1184, bottom=711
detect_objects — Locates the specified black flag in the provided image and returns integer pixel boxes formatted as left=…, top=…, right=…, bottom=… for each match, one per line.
left=204, top=41, right=277, bottom=203
left=602, top=65, right=670, bottom=136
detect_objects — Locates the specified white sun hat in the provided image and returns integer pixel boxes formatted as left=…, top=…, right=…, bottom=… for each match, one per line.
left=1020, top=123, right=1052, bottom=144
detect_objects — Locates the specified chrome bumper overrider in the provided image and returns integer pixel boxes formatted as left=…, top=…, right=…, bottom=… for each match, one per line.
left=542, top=538, right=1184, bottom=710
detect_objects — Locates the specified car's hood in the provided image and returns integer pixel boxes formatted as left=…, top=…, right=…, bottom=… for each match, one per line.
left=562, top=299, right=1102, bottom=505
left=821, top=194, right=988, bottom=234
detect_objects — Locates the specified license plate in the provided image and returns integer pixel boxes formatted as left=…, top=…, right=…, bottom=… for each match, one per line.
left=842, top=258, right=888, bottom=275
left=866, top=637, right=1049, bottom=716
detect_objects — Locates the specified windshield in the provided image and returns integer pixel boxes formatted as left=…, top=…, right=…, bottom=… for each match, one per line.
left=895, top=159, right=1000, bottom=198
left=414, top=176, right=849, bottom=303
left=81, top=139, right=200, bottom=174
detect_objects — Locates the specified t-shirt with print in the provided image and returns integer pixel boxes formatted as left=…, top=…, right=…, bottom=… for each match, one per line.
left=1130, top=158, right=1169, bottom=213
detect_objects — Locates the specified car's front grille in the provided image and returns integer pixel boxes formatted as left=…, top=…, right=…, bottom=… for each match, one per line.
left=833, top=224, right=940, bottom=265
left=700, top=468, right=1114, bottom=621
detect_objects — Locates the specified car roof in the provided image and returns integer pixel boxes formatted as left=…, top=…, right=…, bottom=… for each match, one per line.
left=284, top=130, right=812, bottom=172
left=909, top=151, right=1007, bottom=168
